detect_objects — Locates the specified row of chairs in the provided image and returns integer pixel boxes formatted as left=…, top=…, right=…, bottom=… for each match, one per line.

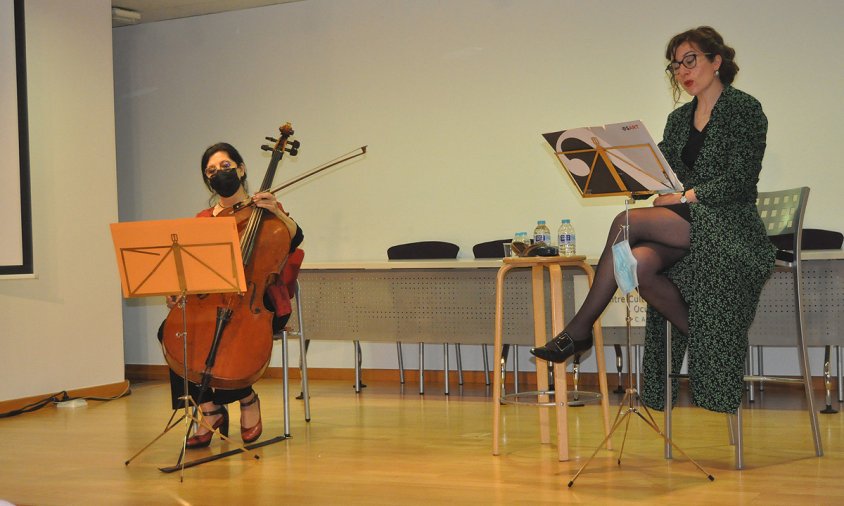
left=354, top=239, right=512, bottom=395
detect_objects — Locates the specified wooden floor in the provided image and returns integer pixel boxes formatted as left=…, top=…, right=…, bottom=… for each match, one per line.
left=1, top=378, right=842, bottom=505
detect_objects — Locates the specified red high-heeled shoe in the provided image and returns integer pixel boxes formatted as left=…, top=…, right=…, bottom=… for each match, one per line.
left=239, top=392, right=262, bottom=444
left=186, top=405, right=229, bottom=449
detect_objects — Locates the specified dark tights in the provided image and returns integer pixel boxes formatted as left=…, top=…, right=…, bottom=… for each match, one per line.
left=564, top=206, right=691, bottom=342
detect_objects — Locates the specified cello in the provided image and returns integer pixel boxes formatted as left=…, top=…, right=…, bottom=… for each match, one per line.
left=161, top=123, right=298, bottom=391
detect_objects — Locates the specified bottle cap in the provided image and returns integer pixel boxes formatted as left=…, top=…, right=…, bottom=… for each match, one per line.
left=537, top=220, right=545, bottom=225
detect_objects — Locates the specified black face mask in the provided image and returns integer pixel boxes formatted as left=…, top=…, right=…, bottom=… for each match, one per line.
left=209, top=169, right=242, bottom=197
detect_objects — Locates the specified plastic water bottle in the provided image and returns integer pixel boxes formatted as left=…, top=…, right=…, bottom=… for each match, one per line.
left=558, top=219, right=576, bottom=256
left=533, top=220, right=551, bottom=246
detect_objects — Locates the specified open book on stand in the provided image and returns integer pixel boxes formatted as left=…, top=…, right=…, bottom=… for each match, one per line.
left=542, top=120, right=682, bottom=198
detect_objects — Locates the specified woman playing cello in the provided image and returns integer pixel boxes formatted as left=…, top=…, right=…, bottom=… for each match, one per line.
left=158, top=141, right=304, bottom=448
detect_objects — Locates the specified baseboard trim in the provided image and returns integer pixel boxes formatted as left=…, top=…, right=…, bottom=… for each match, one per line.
left=0, top=380, right=131, bottom=414
left=124, top=364, right=831, bottom=393
left=125, top=364, right=542, bottom=385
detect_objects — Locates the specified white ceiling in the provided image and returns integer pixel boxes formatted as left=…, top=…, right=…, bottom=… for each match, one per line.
left=112, top=0, right=302, bottom=27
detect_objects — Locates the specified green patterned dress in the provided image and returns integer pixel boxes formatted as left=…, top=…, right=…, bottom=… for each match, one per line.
left=641, top=85, right=777, bottom=414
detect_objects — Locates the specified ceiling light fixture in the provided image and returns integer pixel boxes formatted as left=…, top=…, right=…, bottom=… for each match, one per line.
left=112, top=7, right=141, bottom=25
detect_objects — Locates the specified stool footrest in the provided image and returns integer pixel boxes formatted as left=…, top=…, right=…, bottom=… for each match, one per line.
left=501, top=390, right=602, bottom=407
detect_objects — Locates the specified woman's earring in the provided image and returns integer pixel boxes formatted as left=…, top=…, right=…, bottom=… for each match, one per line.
left=715, top=69, right=720, bottom=77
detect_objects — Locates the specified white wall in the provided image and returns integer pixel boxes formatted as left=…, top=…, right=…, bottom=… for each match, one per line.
left=112, top=0, right=844, bottom=374
left=0, top=0, right=124, bottom=401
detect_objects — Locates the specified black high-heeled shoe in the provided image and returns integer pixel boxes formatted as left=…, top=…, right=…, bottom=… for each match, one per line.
left=186, top=405, right=229, bottom=449
left=530, top=331, right=594, bottom=363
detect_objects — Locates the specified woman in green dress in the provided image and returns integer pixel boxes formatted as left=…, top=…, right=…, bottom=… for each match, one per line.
left=531, top=26, right=775, bottom=414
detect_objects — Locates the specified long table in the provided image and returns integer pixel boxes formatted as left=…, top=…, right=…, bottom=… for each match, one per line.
left=296, top=259, right=537, bottom=346
left=296, top=252, right=844, bottom=348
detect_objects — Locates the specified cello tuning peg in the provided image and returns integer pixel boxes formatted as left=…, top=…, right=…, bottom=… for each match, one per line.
left=285, top=140, right=301, bottom=155
left=265, top=136, right=278, bottom=143
left=261, top=144, right=273, bottom=151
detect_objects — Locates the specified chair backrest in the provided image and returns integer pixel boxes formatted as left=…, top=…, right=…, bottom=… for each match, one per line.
left=472, top=239, right=511, bottom=259
left=387, top=241, right=459, bottom=260
left=756, top=187, right=809, bottom=262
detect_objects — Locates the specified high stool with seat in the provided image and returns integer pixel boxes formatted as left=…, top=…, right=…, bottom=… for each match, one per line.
left=664, top=187, right=823, bottom=469
left=492, top=255, right=612, bottom=461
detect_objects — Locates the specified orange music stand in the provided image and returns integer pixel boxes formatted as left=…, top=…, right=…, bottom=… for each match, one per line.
left=111, top=217, right=259, bottom=480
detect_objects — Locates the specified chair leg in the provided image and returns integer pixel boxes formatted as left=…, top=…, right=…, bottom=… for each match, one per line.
left=725, top=412, right=736, bottom=446
left=295, top=282, right=311, bottom=421
left=419, top=343, right=425, bottom=395
left=757, top=346, right=765, bottom=392
left=821, top=345, right=838, bottom=414
left=835, top=346, right=844, bottom=402
left=794, top=267, right=823, bottom=456
left=513, top=345, right=520, bottom=394
left=571, top=354, right=581, bottom=402
left=297, top=339, right=310, bottom=400
left=482, top=344, right=491, bottom=386
left=613, top=344, right=624, bottom=394
left=282, top=331, right=291, bottom=437
left=746, top=346, right=756, bottom=403
left=634, top=344, right=642, bottom=394
left=838, top=346, right=844, bottom=403
left=664, top=322, right=673, bottom=460
left=499, top=344, right=509, bottom=401
left=297, top=336, right=311, bottom=422
left=443, top=344, right=450, bottom=396
left=397, top=342, right=405, bottom=384
left=353, top=341, right=363, bottom=393
left=456, top=343, right=464, bottom=386
left=734, top=407, right=744, bottom=470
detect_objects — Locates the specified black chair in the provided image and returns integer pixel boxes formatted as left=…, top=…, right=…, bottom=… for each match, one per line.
left=471, top=239, right=511, bottom=259
left=388, top=241, right=459, bottom=260
left=353, top=241, right=463, bottom=395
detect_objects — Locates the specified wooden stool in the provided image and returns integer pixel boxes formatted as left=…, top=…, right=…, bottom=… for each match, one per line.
left=492, top=256, right=612, bottom=461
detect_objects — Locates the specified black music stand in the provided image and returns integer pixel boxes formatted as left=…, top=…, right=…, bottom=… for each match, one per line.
left=541, top=122, right=713, bottom=486
left=111, top=217, right=262, bottom=481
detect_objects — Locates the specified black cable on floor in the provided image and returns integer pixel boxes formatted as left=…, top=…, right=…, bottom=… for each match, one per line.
left=0, top=384, right=132, bottom=418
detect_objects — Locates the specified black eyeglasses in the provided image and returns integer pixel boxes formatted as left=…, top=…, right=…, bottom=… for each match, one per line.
left=204, top=160, right=237, bottom=178
left=665, top=52, right=713, bottom=74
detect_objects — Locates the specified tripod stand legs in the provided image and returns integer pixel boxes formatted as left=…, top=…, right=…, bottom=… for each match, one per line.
left=567, top=388, right=714, bottom=487
left=124, top=396, right=261, bottom=481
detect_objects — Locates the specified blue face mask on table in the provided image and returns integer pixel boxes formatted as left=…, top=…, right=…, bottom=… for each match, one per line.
left=612, top=239, right=639, bottom=295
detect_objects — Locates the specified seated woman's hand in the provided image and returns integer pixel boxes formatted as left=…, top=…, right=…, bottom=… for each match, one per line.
left=653, top=193, right=680, bottom=206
